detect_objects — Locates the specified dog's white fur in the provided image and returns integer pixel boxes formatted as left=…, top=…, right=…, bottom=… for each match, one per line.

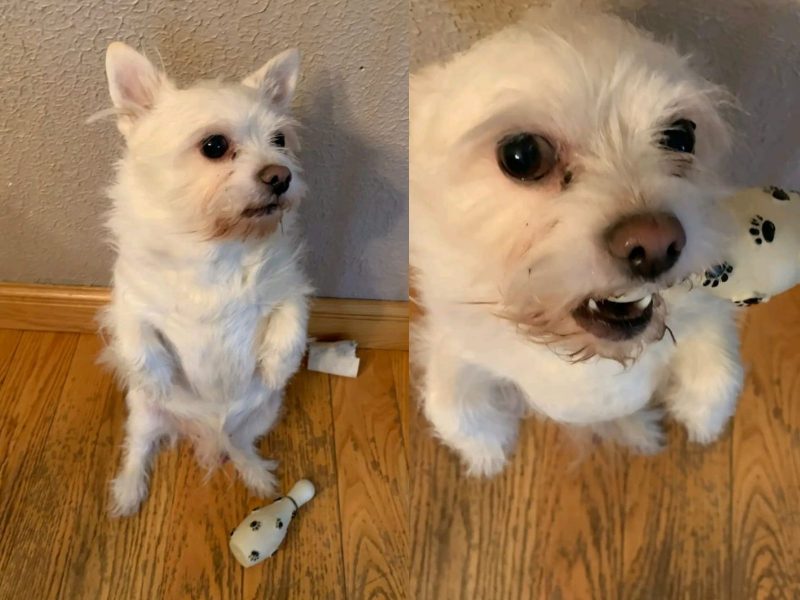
left=100, top=42, right=312, bottom=515
left=410, top=8, right=744, bottom=476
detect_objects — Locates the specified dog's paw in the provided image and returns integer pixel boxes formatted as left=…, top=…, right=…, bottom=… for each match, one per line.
left=613, top=409, right=667, bottom=455
left=456, top=440, right=509, bottom=478
left=236, top=457, right=279, bottom=498
left=684, top=415, right=729, bottom=445
left=258, top=348, right=301, bottom=391
left=109, top=471, right=149, bottom=517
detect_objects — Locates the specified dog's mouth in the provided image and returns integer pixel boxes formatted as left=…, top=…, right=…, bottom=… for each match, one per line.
left=572, top=291, right=655, bottom=341
left=241, top=197, right=282, bottom=218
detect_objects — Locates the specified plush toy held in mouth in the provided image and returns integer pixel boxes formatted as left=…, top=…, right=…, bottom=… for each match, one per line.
left=692, top=186, right=800, bottom=306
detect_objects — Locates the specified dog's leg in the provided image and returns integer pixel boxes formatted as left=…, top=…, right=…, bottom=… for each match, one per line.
left=257, top=295, right=308, bottom=392
left=662, top=312, right=743, bottom=444
left=110, top=391, right=169, bottom=516
left=423, top=347, right=522, bottom=477
left=226, top=387, right=281, bottom=498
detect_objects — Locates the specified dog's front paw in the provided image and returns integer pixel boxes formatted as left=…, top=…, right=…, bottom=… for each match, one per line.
left=683, top=412, right=730, bottom=445
left=259, top=348, right=301, bottom=391
left=454, top=439, right=509, bottom=478
left=109, top=471, right=149, bottom=517
left=236, top=457, right=279, bottom=498
left=613, top=409, right=667, bottom=455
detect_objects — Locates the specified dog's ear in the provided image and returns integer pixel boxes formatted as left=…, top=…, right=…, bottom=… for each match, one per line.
left=242, top=49, right=300, bottom=110
left=105, top=42, right=166, bottom=135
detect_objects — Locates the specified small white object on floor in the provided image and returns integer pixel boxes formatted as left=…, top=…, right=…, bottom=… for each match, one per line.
left=229, top=479, right=316, bottom=568
left=307, top=340, right=360, bottom=378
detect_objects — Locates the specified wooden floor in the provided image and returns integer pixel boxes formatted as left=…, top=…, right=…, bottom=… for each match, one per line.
left=2, top=292, right=799, bottom=600
left=410, top=287, right=800, bottom=599
left=0, top=333, right=408, bottom=600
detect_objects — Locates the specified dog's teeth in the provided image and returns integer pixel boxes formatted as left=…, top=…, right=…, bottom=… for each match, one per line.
left=588, top=299, right=599, bottom=312
left=610, top=290, right=644, bottom=302
left=635, top=294, right=653, bottom=310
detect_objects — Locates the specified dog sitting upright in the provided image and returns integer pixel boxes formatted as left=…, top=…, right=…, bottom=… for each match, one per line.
left=100, top=42, right=312, bottom=515
left=410, top=8, right=743, bottom=476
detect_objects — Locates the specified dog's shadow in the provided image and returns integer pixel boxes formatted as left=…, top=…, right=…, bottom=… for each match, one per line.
left=293, top=67, right=408, bottom=301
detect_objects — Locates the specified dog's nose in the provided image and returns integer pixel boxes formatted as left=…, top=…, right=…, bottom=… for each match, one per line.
left=606, top=212, right=686, bottom=280
left=257, top=165, right=292, bottom=197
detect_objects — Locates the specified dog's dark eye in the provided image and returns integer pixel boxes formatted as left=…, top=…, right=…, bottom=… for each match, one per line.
left=497, top=133, right=557, bottom=182
left=661, top=119, right=696, bottom=154
left=201, top=134, right=229, bottom=159
left=272, top=132, right=286, bottom=148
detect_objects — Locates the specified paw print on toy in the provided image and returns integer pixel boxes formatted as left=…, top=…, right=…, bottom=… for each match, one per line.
left=702, top=262, right=733, bottom=288
left=764, top=185, right=791, bottom=201
left=690, top=186, right=800, bottom=307
left=734, top=297, right=765, bottom=307
left=250, top=520, right=261, bottom=531
left=749, top=215, right=775, bottom=245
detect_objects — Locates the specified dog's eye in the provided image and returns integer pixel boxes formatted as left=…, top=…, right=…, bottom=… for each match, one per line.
left=201, top=134, right=229, bottom=159
left=661, top=119, right=696, bottom=154
left=497, top=133, right=557, bottom=182
left=272, top=132, right=286, bottom=148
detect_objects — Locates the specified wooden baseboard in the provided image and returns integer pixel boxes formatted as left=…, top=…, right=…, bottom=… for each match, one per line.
left=0, top=283, right=408, bottom=350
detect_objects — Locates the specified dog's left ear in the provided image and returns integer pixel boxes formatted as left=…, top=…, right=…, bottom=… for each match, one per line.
left=242, top=49, right=300, bottom=110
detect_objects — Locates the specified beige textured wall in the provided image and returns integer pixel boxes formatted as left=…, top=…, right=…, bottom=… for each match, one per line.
left=0, top=0, right=408, bottom=300
left=411, top=0, right=800, bottom=189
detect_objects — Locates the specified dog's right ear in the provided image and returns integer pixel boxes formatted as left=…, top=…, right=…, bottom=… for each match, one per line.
left=105, top=42, right=166, bottom=135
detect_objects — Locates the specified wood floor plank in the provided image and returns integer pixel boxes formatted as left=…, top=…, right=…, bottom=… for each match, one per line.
left=0, top=335, right=116, bottom=599
left=732, top=291, right=800, bottom=599
left=410, top=402, right=625, bottom=600
left=331, top=349, right=409, bottom=599
left=158, top=443, right=247, bottom=600
left=392, top=351, right=410, bottom=470
left=0, top=331, right=78, bottom=549
left=622, top=424, right=732, bottom=599
left=243, top=369, right=347, bottom=600
left=0, top=328, right=22, bottom=385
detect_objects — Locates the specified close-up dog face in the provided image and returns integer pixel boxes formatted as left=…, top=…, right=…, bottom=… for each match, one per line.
left=106, top=43, right=307, bottom=241
left=411, top=10, right=734, bottom=361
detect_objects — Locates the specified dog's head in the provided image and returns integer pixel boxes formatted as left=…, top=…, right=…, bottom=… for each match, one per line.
left=104, top=42, right=306, bottom=241
left=411, top=9, right=733, bottom=362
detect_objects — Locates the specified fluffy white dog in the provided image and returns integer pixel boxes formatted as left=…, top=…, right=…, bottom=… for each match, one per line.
left=99, top=42, right=312, bottom=515
left=410, top=7, right=744, bottom=476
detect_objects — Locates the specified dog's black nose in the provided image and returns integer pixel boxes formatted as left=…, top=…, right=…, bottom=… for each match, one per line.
left=257, top=165, right=292, bottom=196
left=606, top=212, right=686, bottom=280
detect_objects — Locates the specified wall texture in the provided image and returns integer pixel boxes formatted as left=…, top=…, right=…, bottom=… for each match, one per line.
left=0, top=0, right=407, bottom=300
left=411, top=0, right=800, bottom=189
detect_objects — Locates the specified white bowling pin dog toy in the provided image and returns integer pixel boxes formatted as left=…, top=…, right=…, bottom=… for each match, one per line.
left=229, top=479, right=315, bottom=567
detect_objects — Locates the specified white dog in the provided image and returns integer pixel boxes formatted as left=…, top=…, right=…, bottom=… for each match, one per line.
left=99, top=42, right=312, bottom=515
left=410, top=7, right=744, bottom=476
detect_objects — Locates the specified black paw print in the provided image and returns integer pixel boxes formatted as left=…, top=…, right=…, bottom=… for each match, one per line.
left=735, top=297, right=764, bottom=307
left=250, top=520, right=261, bottom=531
left=702, top=262, right=733, bottom=288
left=229, top=528, right=236, bottom=538
left=249, top=550, right=260, bottom=562
left=275, top=518, right=284, bottom=529
left=749, top=215, right=775, bottom=245
left=764, top=185, right=791, bottom=201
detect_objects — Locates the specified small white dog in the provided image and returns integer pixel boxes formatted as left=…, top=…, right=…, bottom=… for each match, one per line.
left=410, top=7, right=744, bottom=476
left=99, top=42, right=312, bottom=515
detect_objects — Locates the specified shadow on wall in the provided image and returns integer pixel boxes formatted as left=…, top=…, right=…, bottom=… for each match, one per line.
left=298, top=67, right=407, bottom=300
